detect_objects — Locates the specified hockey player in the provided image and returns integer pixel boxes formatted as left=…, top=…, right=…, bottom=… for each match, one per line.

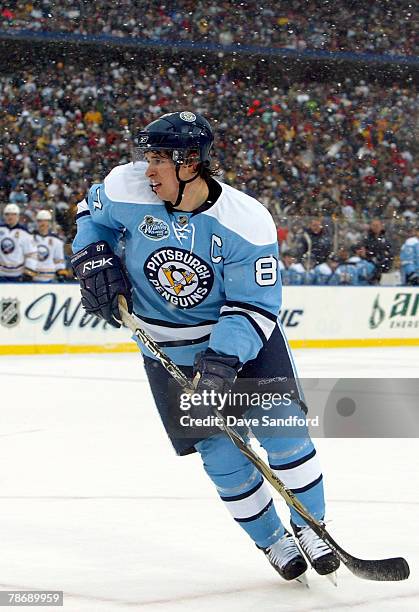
left=311, top=253, right=341, bottom=285
left=279, top=251, right=307, bottom=285
left=0, top=203, right=37, bottom=282
left=400, top=226, right=419, bottom=286
left=346, top=243, right=376, bottom=285
left=71, top=111, right=339, bottom=582
left=33, top=210, right=68, bottom=282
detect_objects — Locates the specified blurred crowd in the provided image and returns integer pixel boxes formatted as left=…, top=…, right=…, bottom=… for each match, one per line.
left=0, top=56, right=417, bottom=284
left=1, top=0, right=416, bottom=56
left=279, top=216, right=418, bottom=286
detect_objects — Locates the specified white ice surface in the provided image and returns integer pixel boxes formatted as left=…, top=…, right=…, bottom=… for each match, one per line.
left=0, top=347, right=418, bottom=611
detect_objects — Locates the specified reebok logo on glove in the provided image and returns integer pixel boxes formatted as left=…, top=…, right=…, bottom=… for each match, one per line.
left=82, top=257, right=113, bottom=273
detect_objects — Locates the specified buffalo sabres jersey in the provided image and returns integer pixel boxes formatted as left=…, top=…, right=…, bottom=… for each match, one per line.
left=73, top=162, right=281, bottom=365
left=0, top=223, right=37, bottom=279
left=33, top=232, right=66, bottom=282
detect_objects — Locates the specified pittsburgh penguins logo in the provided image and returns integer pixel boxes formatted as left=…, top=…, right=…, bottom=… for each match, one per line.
left=144, top=248, right=214, bottom=309
left=1, top=238, right=15, bottom=255
left=37, top=244, right=50, bottom=262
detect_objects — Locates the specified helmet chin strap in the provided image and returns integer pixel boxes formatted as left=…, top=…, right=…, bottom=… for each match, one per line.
left=171, top=164, right=201, bottom=208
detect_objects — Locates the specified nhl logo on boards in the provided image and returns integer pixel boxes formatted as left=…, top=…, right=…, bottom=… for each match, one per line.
left=144, top=247, right=214, bottom=309
left=179, top=111, right=196, bottom=122
left=0, top=298, right=20, bottom=328
left=138, top=215, right=170, bottom=241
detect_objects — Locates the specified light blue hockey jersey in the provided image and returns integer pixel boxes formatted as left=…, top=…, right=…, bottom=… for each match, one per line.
left=312, top=262, right=359, bottom=285
left=73, top=162, right=281, bottom=365
left=311, top=262, right=338, bottom=285
left=278, top=260, right=307, bottom=285
left=346, top=256, right=375, bottom=285
left=400, top=237, right=419, bottom=284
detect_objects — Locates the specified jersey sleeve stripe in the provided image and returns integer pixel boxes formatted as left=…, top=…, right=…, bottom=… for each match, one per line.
left=133, top=313, right=215, bottom=343
left=0, top=262, right=25, bottom=270
left=135, top=312, right=218, bottom=329
left=220, top=305, right=276, bottom=341
left=157, top=334, right=211, bottom=348
left=224, top=300, right=278, bottom=322
left=76, top=210, right=91, bottom=220
left=77, top=198, right=89, bottom=213
left=219, top=311, right=266, bottom=346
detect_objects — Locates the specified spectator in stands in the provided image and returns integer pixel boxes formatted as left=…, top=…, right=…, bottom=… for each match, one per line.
left=296, top=216, right=332, bottom=268
left=0, top=56, right=416, bottom=283
left=1, top=1, right=416, bottom=56
left=363, top=218, right=395, bottom=283
left=400, top=226, right=419, bottom=286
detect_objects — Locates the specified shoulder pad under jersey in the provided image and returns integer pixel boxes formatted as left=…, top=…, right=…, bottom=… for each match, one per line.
left=202, top=181, right=277, bottom=246
left=103, top=162, right=161, bottom=205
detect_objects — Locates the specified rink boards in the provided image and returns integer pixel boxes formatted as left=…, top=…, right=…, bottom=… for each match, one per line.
left=0, top=283, right=417, bottom=354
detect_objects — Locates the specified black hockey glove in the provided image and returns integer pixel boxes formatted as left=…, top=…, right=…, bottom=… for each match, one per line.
left=191, top=348, right=242, bottom=416
left=56, top=269, right=70, bottom=283
left=406, top=271, right=419, bottom=286
left=71, top=241, right=133, bottom=328
left=20, top=273, right=34, bottom=282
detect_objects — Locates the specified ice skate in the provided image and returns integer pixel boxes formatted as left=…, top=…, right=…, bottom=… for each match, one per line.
left=291, top=521, right=340, bottom=577
left=259, top=530, right=308, bottom=583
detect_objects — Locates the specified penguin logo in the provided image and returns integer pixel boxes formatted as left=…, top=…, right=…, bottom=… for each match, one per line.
left=144, top=247, right=214, bottom=309
left=162, top=264, right=196, bottom=295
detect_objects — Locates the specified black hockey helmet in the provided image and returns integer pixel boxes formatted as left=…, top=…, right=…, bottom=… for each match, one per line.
left=134, top=111, right=214, bottom=167
left=134, top=111, right=214, bottom=207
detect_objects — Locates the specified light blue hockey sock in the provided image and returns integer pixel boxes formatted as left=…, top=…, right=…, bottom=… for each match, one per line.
left=195, top=433, right=285, bottom=548
left=249, top=400, right=326, bottom=527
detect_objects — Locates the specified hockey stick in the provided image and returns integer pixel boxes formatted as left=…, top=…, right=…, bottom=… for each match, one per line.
left=118, top=297, right=409, bottom=582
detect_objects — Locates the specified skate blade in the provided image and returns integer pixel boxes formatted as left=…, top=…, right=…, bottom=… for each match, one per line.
left=325, top=571, right=338, bottom=587
left=296, top=572, right=310, bottom=588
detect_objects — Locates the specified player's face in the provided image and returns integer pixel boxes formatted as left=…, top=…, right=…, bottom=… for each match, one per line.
left=37, top=220, right=50, bottom=234
left=145, top=152, right=179, bottom=201
left=144, top=152, right=196, bottom=203
left=4, top=213, right=18, bottom=227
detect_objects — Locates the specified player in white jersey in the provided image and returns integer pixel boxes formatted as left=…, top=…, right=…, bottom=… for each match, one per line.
left=72, top=112, right=339, bottom=582
left=32, top=210, right=68, bottom=282
left=0, top=204, right=37, bottom=282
